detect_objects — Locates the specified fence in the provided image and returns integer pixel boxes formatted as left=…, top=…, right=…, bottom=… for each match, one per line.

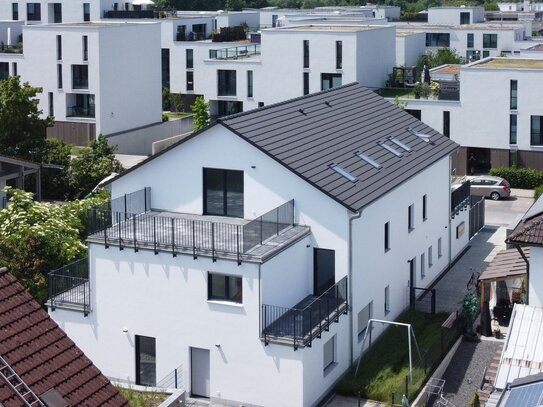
left=261, top=276, right=348, bottom=350
left=451, top=181, right=470, bottom=217
left=48, top=258, right=90, bottom=316
left=156, top=364, right=184, bottom=390
left=243, top=200, right=294, bottom=253
left=412, top=287, right=436, bottom=314
left=470, top=195, right=485, bottom=238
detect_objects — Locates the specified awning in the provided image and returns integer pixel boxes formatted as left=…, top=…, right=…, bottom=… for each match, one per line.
left=479, top=248, right=528, bottom=282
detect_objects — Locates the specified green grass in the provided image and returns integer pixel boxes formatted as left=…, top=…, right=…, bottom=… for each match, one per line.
left=336, top=310, right=452, bottom=404
left=378, top=88, right=418, bottom=99
left=117, top=387, right=169, bottom=407
left=163, top=112, right=193, bottom=120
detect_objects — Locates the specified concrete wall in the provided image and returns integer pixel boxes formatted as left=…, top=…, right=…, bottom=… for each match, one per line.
left=428, top=7, right=485, bottom=25
left=396, top=32, right=426, bottom=67
left=529, top=246, right=543, bottom=306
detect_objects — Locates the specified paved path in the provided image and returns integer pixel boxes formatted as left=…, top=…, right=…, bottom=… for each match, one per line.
left=485, top=188, right=534, bottom=227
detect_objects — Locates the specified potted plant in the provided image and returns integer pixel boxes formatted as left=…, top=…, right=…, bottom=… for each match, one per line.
left=429, top=81, right=440, bottom=99
left=462, top=291, right=480, bottom=340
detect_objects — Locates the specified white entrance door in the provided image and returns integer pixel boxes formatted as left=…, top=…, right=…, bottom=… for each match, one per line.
left=191, top=347, right=210, bottom=398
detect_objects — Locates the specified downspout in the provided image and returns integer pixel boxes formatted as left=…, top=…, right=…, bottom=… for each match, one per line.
left=348, top=209, right=362, bottom=365
left=448, top=156, right=453, bottom=266
left=514, top=244, right=529, bottom=304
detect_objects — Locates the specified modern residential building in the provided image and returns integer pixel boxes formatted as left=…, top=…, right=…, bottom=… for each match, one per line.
left=427, top=6, right=485, bottom=25
left=47, top=83, right=469, bottom=407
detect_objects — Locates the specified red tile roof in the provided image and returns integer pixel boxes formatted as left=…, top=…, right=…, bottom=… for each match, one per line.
left=0, top=268, right=129, bottom=407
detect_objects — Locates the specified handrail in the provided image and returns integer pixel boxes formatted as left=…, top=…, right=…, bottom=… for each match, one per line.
left=156, top=364, right=184, bottom=390
left=243, top=200, right=294, bottom=253
left=48, top=257, right=90, bottom=316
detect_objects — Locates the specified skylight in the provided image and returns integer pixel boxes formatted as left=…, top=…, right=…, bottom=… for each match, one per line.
left=380, top=143, right=402, bottom=157
left=330, top=164, right=358, bottom=182
left=356, top=151, right=382, bottom=169
left=408, top=127, right=432, bottom=143
left=390, top=138, right=412, bottom=152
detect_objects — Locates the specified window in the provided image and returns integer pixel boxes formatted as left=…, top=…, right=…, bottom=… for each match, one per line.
left=217, top=70, right=236, bottom=96
left=303, top=72, right=309, bottom=95
left=12, top=62, right=17, bottom=76
left=428, top=246, right=433, bottom=267
left=510, top=115, right=517, bottom=144
left=323, top=335, right=336, bottom=373
left=218, top=100, right=242, bottom=116
left=56, top=35, right=62, bottom=60
left=405, top=109, right=421, bottom=120
left=421, top=253, right=425, bottom=279
left=425, top=33, right=450, bottom=47
left=510, top=80, right=517, bottom=109
left=161, top=48, right=170, bottom=89
left=247, top=70, right=253, bottom=98
left=384, top=222, right=390, bottom=251
left=467, top=33, right=474, bottom=48
left=438, top=237, right=442, bottom=258
left=135, top=335, right=156, bottom=386
left=303, top=40, right=309, bottom=68
left=336, top=41, right=342, bottom=69
left=208, top=272, right=242, bottom=303
left=186, top=49, right=193, bottom=69
left=531, top=116, right=543, bottom=145
left=48, top=92, right=54, bottom=116
left=258, top=102, right=264, bottom=107
left=57, top=64, right=62, bottom=89
left=12, top=3, right=18, bottom=20
left=53, top=3, right=62, bottom=23
left=422, top=195, right=427, bottom=221
left=72, top=65, right=88, bottom=89
left=83, top=35, right=88, bottom=61
left=408, top=204, right=414, bottom=231
left=192, top=24, right=206, bottom=40
left=321, top=73, right=342, bottom=91
left=384, top=285, right=390, bottom=315
left=203, top=168, right=243, bottom=217
left=483, top=50, right=490, bottom=58
left=460, top=12, right=470, bottom=24
left=443, top=111, right=450, bottom=138
left=0, top=63, right=8, bottom=80
left=358, top=301, right=373, bottom=337
left=83, top=3, right=90, bottom=21
left=67, top=94, right=95, bottom=117
left=27, top=3, right=41, bottom=21
left=186, top=71, right=193, bottom=91
left=483, top=34, right=497, bottom=48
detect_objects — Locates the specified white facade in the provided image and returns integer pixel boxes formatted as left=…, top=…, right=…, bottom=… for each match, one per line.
left=528, top=247, right=543, bottom=307
left=396, top=31, right=426, bottom=66
left=427, top=7, right=485, bottom=25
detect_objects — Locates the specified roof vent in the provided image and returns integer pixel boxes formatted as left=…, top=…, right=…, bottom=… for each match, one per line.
left=330, top=163, right=358, bottom=183
left=380, top=143, right=403, bottom=157
left=355, top=151, right=382, bottom=169
left=408, top=127, right=432, bottom=143
left=390, top=138, right=412, bottom=152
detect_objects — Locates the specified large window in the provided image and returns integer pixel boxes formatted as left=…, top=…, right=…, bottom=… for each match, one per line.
left=83, top=3, right=90, bottom=21
left=443, top=111, right=450, bottom=138
left=0, top=63, right=9, bottom=81
left=510, top=80, right=517, bottom=109
left=336, top=41, right=342, bottom=69
left=218, top=70, right=236, bottom=96
left=27, top=3, right=41, bottom=21
left=72, top=65, right=88, bottom=89
left=467, top=33, right=474, bottom=48
left=203, top=168, right=243, bottom=217
left=208, top=273, right=242, bottom=303
left=321, top=73, right=342, bottom=91
left=358, top=301, right=373, bottom=338
left=531, top=116, right=543, bottom=145
left=135, top=335, right=156, bottom=386
left=483, top=34, right=498, bottom=49
left=247, top=70, right=253, bottom=98
left=303, top=40, right=309, bottom=68
left=426, top=33, right=450, bottom=47
left=186, top=71, right=193, bottom=91
left=186, top=49, right=193, bottom=69
left=510, top=114, right=517, bottom=144
left=12, top=3, right=18, bottom=20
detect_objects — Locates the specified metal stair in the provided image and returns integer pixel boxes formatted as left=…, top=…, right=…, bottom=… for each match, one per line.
left=0, top=355, right=45, bottom=406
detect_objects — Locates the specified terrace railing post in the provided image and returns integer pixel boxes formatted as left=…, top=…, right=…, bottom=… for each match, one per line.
left=153, top=217, right=158, bottom=255
left=263, top=305, right=268, bottom=346
left=119, top=213, right=123, bottom=251
left=124, top=194, right=127, bottom=219
left=236, top=225, right=241, bottom=265
left=335, top=285, right=340, bottom=322
left=326, top=296, right=330, bottom=331
left=293, top=310, right=297, bottom=351
left=345, top=278, right=349, bottom=314
left=260, top=216, right=263, bottom=245
left=83, top=280, right=88, bottom=317
left=133, top=214, right=138, bottom=252
left=192, top=221, right=197, bottom=259
left=171, top=218, right=176, bottom=257
left=104, top=217, right=109, bottom=248
left=318, top=300, right=322, bottom=338
left=49, top=273, right=55, bottom=312
left=276, top=208, right=279, bottom=236
left=144, top=187, right=148, bottom=211
left=212, top=223, right=216, bottom=262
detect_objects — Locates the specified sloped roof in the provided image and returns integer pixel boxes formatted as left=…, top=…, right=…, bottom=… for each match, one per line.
left=219, top=83, right=459, bottom=211
left=507, top=195, right=543, bottom=246
left=0, top=268, right=129, bottom=407
left=478, top=248, right=528, bottom=282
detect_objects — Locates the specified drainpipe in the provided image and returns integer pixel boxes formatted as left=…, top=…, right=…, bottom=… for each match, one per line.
left=448, top=157, right=453, bottom=266
left=348, top=210, right=362, bottom=365
left=514, top=244, right=529, bottom=304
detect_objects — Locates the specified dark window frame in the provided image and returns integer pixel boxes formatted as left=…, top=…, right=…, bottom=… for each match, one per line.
left=83, top=3, right=90, bottom=21
left=135, top=335, right=156, bottom=387
left=422, top=194, right=427, bottom=221
left=336, top=40, right=342, bottom=69
left=26, top=3, right=41, bottom=21
left=321, top=73, right=342, bottom=91
left=443, top=110, right=450, bottom=138
left=12, top=3, right=18, bottom=20
left=510, top=114, right=517, bottom=144
left=247, top=70, right=253, bottom=98
left=53, top=3, right=62, bottom=23
left=57, top=64, right=62, bottom=89
left=56, top=35, right=62, bottom=60
left=425, top=33, right=450, bottom=47
left=203, top=168, right=244, bottom=217
left=186, top=48, right=193, bottom=69
left=483, top=33, right=498, bottom=49
left=531, top=115, right=543, bottom=145
left=48, top=92, right=54, bottom=116
left=467, top=33, right=474, bottom=48
left=384, top=221, right=390, bottom=252
left=303, top=72, right=309, bottom=95
left=72, top=64, right=88, bottom=89
left=186, top=71, right=194, bottom=91
left=83, top=35, right=88, bottom=61
left=408, top=204, right=414, bottom=231
left=303, top=40, right=309, bottom=68
left=208, top=272, right=243, bottom=304
left=217, top=69, right=236, bottom=96
left=510, top=80, right=518, bottom=109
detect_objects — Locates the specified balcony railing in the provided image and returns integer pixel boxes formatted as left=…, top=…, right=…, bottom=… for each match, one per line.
left=451, top=181, right=470, bottom=217
left=0, top=43, right=23, bottom=54
left=210, top=44, right=261, bottom=60
left=103, top=10, right=156, bottom=18
left=66, top=106, right=95, bottom=118
left=48, top=258, right=90, bottom=316
left=72, top=78, right=89, bottom=89
left=261, top=276, right=348, bottom=350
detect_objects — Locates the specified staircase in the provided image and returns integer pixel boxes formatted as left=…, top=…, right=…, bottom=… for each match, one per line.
left=478, top=342, right=504, bottom=405
left=0, top=355, right=45, bottom=406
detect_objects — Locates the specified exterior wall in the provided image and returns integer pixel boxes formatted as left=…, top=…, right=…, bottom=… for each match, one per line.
left=351, top=157, right=453, bottom=359
left=215, top=11, right=259, bottom=30
left=428, top=7, right=485, bottom=25
left=355, top=26, right=395, bottom=90
left=529, top=246, right=543, bottom=307
left=396, top=32, right=426, bottom=66
left=451, top=206, right=470, bottom=260
left=1, top=0, right=105, bottom=23
left=372, top=7, right=401, bottom=21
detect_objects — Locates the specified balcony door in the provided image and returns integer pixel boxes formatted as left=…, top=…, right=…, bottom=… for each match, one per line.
left=203, top=168, right=243, bottom=217
left=314, top=248, right=335, bottom=296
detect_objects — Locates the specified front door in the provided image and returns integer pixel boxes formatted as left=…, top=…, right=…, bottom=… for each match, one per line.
left=314, top=248, right=335, bottom=296
left=191, top=347, right=210, bottom=398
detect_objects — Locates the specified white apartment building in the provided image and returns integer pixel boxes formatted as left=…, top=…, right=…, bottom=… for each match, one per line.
left=47, top=84, right=468, bottom=407
left=427, top=6, right=485, bottom=25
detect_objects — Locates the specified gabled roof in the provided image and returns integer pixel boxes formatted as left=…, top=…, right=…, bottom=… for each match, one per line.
left=219, top=83, right=458, bottom=211
left=507, top=195, right=543, bottom=246
left=0, top=268, right=129, bottom=407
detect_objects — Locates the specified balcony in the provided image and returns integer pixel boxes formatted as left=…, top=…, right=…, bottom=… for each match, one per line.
left=47, top=258, right=90, bottom=316
left=451, top=180, right=470, bottom=217
left=261, top=277, right=348, bottom=350
left=210, top=44, right=261, bottom=60
left=0, top=43, right=23, bottom=54
left=87, top=188, right=310, bottom=264
left=103, top=10, right=156, bottom=19
left=66, top=106, right=95, bottom=118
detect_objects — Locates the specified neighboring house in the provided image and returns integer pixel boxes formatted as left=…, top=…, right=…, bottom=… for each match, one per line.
left=496, top=371, right=543, bottom=406
left=0, top=154, right=41, bottom=206
left=427, top=6, right=485, bottom=25
left=0, top=267, right=129, bottom=406
left=47, top=83, right=469, bottom=407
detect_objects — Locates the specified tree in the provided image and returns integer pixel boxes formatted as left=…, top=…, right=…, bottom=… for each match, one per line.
left=191, top=96, right=211, bottom=132
left=483, top=2, right=499, bottom=11
left=0, top=76, right=54, bottom=161
left=68, top=135, right=124, bottom=199
left=0, top=187, right=108, bottom=303
left=417, top=48, right=465, bottom=70
left=39, top=138, right=72, bottom=200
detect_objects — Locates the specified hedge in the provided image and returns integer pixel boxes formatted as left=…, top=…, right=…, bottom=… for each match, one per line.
left=490, top=167, right=543, bottom=189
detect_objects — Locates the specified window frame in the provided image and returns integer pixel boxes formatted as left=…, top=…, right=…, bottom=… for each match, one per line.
left=186, top=71, right=194, bottom=91
left=83, top=3, right=90, bottom=21
left=443, top=111, right=450, bottom=138
left=303, top=72, right=309, bottom=95
left=26, top=3, right=41, bottom=21
left=336, top=40, right=342, bottom=69
left=186, top=48, right=193, bottom=69
left=135, top=335, right=156, bottom=387
left=321, top=73, right=342, bottom=91
left=408, top=204, right=414, bottom=232
left=384, top=221, right=390, bottom=252
left=510, top=80, right=518, bottom=110
left=438, top=237, right=442, bottom=258
left=467, top=33, right=474, bottom=48
left=83, top=35, right=88, bottom=61
left=422, top=195, right=427, bottom=221
left=217, top=69, right=236, bottom=96
left=203, top=168, right=244, bottom=217
left=421, top=252, right=426, bottom=279
left=483, top=33, right=498, bottom=49
left=247, top=70, right=253, bottom=98
left=358, top=301, right=373, bottom=338
left=384, top=285, right=390, bottom=315
left=531, top=115, right=543, bottom=146
left=207, top=272, right=243, bottom=304
left=12, top=3, right=18, bottom=20
left=510, top=114, right=517, bottom=144
left=428, top=246, right=433, bottom=267
left=323, top=335, right=337, bottom=374
left=303, top=40, right=309, bottom=69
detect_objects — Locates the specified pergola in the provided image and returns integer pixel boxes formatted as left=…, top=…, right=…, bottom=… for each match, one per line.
left=0, top=154, right=41, bottom=203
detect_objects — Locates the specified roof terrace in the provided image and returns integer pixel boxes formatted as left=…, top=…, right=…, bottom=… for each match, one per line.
left=472, top=58, right=543, bottom=69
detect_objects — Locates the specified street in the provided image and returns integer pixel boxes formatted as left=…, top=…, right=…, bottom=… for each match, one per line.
left=484, top=189, right=534, bottom=227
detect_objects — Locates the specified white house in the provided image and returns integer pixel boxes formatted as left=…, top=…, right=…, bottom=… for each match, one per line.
left=47, top=83, right=469, bottom=407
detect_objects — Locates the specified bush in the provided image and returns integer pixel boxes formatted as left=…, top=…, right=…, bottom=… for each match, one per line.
left=535, top=185, right=543, bottom=200
left=490, top=167, right=543, bottom=189
left=470, top=392, right=480, bottom=407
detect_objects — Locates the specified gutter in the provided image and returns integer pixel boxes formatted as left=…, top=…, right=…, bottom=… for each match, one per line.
left=348, top=209, right=363, bottom=364
left=514, top=244, right=530, bottom=304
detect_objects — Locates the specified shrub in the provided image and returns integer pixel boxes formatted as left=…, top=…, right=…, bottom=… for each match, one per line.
left=535, top=185, right=543, bottom=200
left=470, top=392, right=480, bottom=407
left=490, top=167, right=543, bottom=189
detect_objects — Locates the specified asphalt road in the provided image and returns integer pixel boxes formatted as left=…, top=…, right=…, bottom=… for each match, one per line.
left=484, top=189, right=534, bottom=227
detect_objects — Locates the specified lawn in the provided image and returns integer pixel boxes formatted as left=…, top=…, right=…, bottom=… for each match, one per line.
left=377, top=88, right=418, bottom=99
left=163, top=112, right=193, bottom=120
left=117, top=387, right=169, bottom=407
left=336, top=310, right=458, bottom=404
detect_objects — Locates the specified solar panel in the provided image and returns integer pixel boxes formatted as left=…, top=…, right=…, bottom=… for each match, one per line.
left=330, top=164, right=358, bottom=183
left=355, top=152, right=382, bottom=170
left=505, top=382, right=543, bottom=407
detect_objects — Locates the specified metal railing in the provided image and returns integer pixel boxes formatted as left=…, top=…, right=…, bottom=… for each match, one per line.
left=451, top=181, right=470, bottom=217
left=48, top=258, right=90, bottom=316
left=411, top=287, right=436, bottom=314
left=470, top=195, right=485, bottom=238
left=243, top=200, right=294, bottom=253
left=0, top=43, right=23, bottom=54
left=66, top=106, right=95, bottom=118
left=156, top=364, right=184, bottom=390
left=103, top=10, right=156, bottom=18
left=211, top=44, right=261, bottom=60
left=261, top=276, right=348, bottom=350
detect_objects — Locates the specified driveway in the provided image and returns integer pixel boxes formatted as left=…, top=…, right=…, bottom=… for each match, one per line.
left=484, top=189, right=533, bottom=227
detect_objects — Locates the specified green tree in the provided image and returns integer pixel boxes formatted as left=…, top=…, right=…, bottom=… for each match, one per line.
left=191, top=96, right=211, bottom=132
left=68, top=135, right=124, bottom=199
left=483, top=2, right=499, bottom=10
left=39, top=138, right=72, bottom=200
left=0, top=76, right=54, bottom=161
left=0, top=187, right=108, bottom=303
left=417, top=48, right=465, bottom=70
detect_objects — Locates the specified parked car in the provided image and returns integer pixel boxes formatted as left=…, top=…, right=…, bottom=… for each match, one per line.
left=468, top=175, right=511, bottom=200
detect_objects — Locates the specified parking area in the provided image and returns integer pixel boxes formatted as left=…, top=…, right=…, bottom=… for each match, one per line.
left=484, top=189, right=534, bottom=227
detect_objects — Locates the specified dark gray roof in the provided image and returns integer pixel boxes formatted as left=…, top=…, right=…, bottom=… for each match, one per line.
left=507, top=195, right=543, bottom=246
left=219, top=83, right=459, bottom=211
